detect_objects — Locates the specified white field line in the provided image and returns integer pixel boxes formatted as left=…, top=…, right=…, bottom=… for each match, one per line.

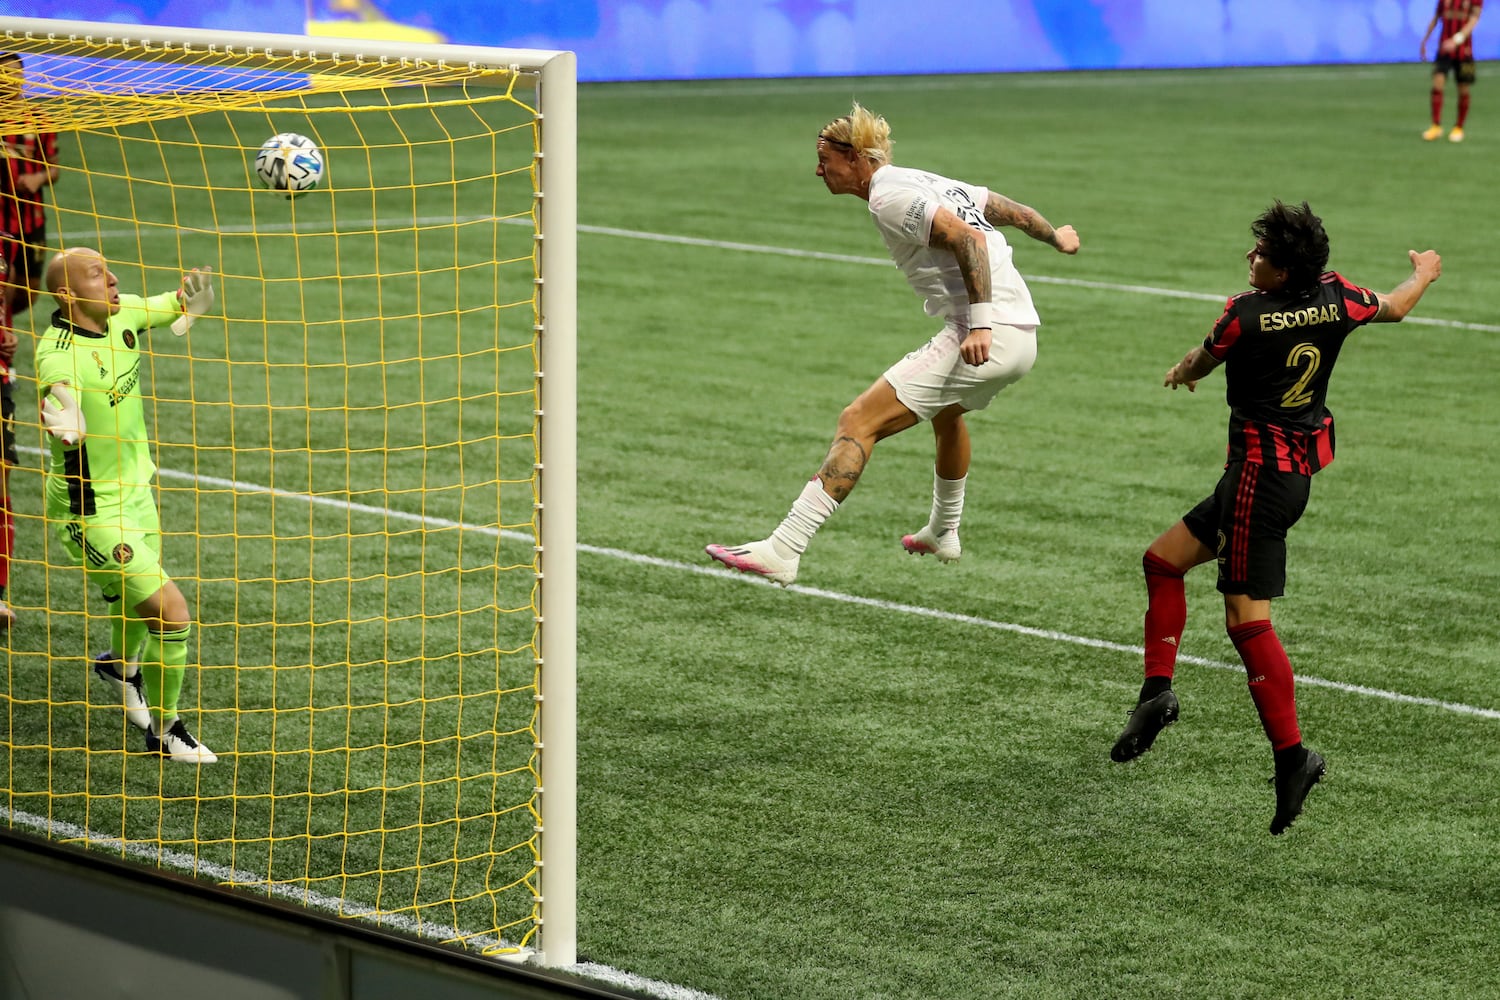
left=20, top=447, right=1493, bottom=722
left=572, top=224, right=1500, bottom=334
left=90, top=216, right=1499, bottom=334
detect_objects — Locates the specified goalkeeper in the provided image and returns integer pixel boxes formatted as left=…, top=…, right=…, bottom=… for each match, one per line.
left=36, top=246, right=218, bottom=763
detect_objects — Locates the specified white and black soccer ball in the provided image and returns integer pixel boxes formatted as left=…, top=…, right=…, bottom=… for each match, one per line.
left=255, top=132, right=325, bottom=196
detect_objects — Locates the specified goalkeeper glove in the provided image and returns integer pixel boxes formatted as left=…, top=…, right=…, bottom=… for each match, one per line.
left=41, top=385, right=86, bottom=445
left=171, top=266, right=215, bottom=336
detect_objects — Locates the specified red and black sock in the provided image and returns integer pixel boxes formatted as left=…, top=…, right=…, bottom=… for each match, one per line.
left=1458, top=91, right=1471, bottom=128
left=0, top=497, right=12, bottom=603
left=1229, top=619, right=1301, bottom=751
left=1140, top=551, right=1187, bottom=701
left=1432, top=87, right=1445, bottom=124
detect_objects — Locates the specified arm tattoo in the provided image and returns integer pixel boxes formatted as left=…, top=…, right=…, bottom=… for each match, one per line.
left=929, top=218, right=993, bottom=304
left=984, top=193, right=1056, bottom=246
left=818, top=436, right=869, bottom=503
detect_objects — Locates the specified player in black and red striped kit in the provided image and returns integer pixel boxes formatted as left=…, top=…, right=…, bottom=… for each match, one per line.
left=0, top=52, right=60, bottom=316
left=1110, top=202, right=1442, bottom=835
left=1421, top=0, right=1483, bottom=142
left=0, top=241, right=16, bottom=626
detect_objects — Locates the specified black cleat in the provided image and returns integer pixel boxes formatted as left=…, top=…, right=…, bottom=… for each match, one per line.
left=1110, top=690, right=1180, bottom=762
left=1270, top=749, right=1326, bottom=835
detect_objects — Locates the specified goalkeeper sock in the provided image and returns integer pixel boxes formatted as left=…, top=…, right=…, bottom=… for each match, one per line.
left=769, top=477, right=839, bottom=557
left=105, top=595, right=149, bottom=679
left=926, top=472, right=966, bottom=535
left=122, top=620, right=148, bottom=678
left=141, top=624, right=191, bottom=729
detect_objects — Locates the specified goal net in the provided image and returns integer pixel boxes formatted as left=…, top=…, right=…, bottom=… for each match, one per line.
left=0, top=16, right=577, bottom=966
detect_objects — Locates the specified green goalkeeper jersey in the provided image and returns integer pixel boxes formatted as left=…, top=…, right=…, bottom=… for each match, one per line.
left=36, top=291, right=183, bottom=516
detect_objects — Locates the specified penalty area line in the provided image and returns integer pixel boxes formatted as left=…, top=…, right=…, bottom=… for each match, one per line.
left=22, top=448, right=1494, bottom=723
left=589, top=544, right=1500, bottom=723
left=85, top=218, right=1498, bottom=333
left=577, top=224, right=1500, bottom=334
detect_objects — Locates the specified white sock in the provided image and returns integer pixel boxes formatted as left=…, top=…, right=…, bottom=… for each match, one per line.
left=770, top=477, right=840, bottom=556
left=928, top=473, right=967, bottom=535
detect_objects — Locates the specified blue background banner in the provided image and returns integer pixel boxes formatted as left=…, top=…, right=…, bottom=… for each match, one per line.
left=7, top=1, right=1487, bottom=81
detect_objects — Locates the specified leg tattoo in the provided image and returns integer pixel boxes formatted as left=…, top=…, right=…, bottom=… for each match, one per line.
left=818, top=436, right=868, bottom=503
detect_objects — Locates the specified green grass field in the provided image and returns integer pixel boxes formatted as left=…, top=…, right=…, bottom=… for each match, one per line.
left=6, top=61, right=1500, bottom=998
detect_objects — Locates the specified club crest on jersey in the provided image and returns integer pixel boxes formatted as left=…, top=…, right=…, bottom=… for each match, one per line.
left=122, top=330, right=136, bottom=349
left=112, top=543, right=134, bottom=565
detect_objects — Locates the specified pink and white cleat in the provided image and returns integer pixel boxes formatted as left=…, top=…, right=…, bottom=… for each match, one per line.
left=705, top=538, right=799, bottom=586
left=901, top=526, right=961, bottom=564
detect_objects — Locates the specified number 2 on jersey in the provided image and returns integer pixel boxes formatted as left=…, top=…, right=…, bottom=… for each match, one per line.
left=1281, top=342, right=1322, bottom=408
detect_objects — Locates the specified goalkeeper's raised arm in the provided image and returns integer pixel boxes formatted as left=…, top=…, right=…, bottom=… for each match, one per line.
left=170, top=265, right=215, bottom=336
left=35, top=247, right=221, bottom=764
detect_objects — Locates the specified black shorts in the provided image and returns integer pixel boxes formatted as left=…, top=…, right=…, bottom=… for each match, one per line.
left=1181, top=461, right=1311, bottom=600
left=3, top=230, right=43, bottom=289
left=0, top=368, right=14, bottom=467
left=1434, top=56, right=1477, bottom=85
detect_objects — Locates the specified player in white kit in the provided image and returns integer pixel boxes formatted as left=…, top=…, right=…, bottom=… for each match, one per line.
left=707, top=102, right=1080, bottom=585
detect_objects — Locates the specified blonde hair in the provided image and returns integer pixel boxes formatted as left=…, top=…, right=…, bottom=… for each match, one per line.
left=819, top=101, right=892, bottom=166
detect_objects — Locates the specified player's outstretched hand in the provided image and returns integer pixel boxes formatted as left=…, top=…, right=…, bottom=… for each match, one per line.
left=171, top=266, right=215, bottom=336
left=1409, top=249, right=1441, bottom=283
left=1164, top=362, right=1197, bottom=392
left=1052, top=225, right=1080, bottom=255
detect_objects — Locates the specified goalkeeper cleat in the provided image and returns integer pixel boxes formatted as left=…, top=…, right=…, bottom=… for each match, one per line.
left=1422, top=123, right=1444, bottom=141
left=93, top=652, right=152, bottom=732
left=145, top=718, right=218, bottom=764
left=1448, top=126, right=1465, bottom=143
left=1110, top=689, right=1180, bottom=762
left=1269, top=748, right=1326, bottom=835
left=901, top=525, right=961, bottom=563
left=705, top=538, right=799, bottom=586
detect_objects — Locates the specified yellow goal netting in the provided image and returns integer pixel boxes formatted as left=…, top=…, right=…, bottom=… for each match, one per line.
left=0, top=17, right=577, bottom=965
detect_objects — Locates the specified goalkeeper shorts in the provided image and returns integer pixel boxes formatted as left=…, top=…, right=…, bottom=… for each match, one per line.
left=55, top=488, right=170, bottom=608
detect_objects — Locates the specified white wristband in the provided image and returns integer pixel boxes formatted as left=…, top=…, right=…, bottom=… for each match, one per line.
left=967, top=301, right=994, bottom=330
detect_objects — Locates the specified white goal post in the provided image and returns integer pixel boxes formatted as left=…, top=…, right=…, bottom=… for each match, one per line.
left=0, top=15, right=578, bottom=968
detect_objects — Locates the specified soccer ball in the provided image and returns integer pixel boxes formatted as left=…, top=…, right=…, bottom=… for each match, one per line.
left=255, top=132, right=324, bottom=196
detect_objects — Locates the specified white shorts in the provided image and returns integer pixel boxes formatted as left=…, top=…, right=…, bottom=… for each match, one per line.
left=882, top=321, right=1037, bottom=421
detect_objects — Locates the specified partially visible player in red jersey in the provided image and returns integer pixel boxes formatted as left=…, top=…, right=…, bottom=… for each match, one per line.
left=0, top=237, right=18, bottom=625
left=0, top=52, right=60, bottom=316
left=1109, top=202, right=1442, bottom=836
left=1421, top=0, right=1483, bottom=142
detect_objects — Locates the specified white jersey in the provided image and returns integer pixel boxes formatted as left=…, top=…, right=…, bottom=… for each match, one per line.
left=867, top=163, right=1041, bottom=327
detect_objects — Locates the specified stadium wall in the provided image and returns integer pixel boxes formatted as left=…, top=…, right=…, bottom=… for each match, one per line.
left=0, top=828, right=641, bottom=1000
left=9, top=0, right=1491, bottom=82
